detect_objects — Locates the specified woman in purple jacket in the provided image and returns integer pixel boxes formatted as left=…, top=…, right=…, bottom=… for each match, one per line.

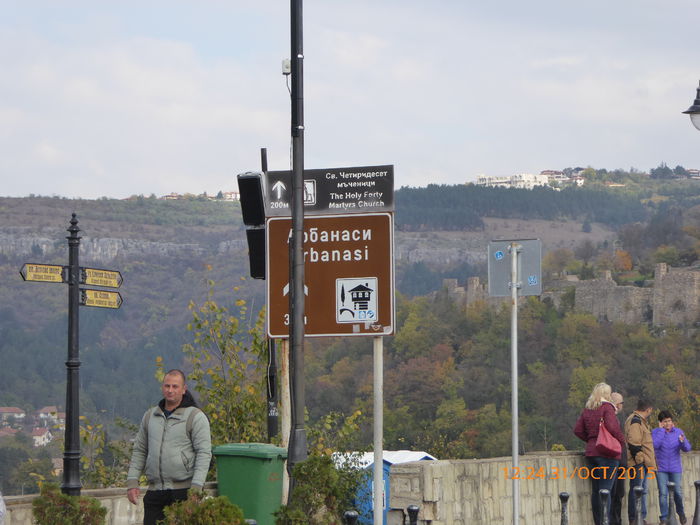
left=574, top=382, right=626, bottom=525
left=652, top=410, right=692, bottom=525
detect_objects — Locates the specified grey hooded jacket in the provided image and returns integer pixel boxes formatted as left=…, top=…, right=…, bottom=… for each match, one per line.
left=126, top=402, right=211, bottom=491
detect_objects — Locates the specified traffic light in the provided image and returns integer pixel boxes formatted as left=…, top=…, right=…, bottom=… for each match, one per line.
left=237, top=172, right=266, bottom=279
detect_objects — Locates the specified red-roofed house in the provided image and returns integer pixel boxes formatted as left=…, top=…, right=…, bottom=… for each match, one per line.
left=0, top=427, right=19, bottom=439
left=31, top=427, right=53, bottom=447
left=0, top=407, right=26, bottom=424
left=35, top=406, right=60, bottom=427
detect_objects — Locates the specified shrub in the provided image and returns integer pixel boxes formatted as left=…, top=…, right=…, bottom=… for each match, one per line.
left=162, top=490, right=246, bottom=525
left=32, top=483, right=107, bottom=525
left=274, top=455, right=368, bottom=525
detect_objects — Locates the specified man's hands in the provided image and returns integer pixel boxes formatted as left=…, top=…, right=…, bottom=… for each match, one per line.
left=127, top=487, right=140, bottom=505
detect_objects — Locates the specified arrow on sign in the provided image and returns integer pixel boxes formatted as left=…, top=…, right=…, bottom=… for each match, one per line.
left=282, top=283, right=308, bottom=296
left=272, top=180, right=286, bottom=199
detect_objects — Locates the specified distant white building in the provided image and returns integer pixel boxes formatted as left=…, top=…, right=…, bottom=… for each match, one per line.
left=0, top=407, right=26, bottom=424
left=475, top=173, right=550, bottom=189
left=31, top=427, right=52, bottom=447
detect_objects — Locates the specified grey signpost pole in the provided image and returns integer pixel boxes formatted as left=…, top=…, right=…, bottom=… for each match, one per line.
left=373, top=335, right=383, bottom=525
left=510, top=242, right=521, bottom=525
left=488, top=239, right=541, bottom=525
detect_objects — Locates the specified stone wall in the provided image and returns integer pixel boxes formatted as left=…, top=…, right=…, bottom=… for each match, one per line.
left=569, top=271, right=653, bottom=325
left=453, top=264, right=700, bottom=327
left=653, top=264, right=700, bottom=327
left=388, top=451, right=700, bottom=525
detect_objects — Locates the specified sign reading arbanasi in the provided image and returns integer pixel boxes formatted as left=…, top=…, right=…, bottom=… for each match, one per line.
left=265, top=165, right=394, bottom=216
left=267, top=213, right=394, bottom=338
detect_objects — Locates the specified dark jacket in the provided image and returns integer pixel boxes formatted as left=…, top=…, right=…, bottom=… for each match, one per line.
left=574, top=401, right=626, bottom=460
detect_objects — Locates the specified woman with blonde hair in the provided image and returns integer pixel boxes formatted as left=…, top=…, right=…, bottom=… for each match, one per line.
left=574, top=382, right=626, bottom=525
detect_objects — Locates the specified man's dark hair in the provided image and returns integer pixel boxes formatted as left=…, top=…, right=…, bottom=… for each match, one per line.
left=164, top=369, right=187, bottom=383
left=637, top=398, right=653, bottom=411
left=658, top=410, right=673, bottom=422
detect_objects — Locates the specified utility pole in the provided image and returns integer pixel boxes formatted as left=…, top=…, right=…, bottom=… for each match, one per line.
left=287, top=0, right=308, bottom=493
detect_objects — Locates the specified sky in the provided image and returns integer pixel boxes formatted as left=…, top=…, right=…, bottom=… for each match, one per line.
left=2, top=0, right=700, bottom=199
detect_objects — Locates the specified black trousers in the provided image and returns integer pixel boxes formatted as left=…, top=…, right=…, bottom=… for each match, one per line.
left=143, top=488, right=189, bottom=525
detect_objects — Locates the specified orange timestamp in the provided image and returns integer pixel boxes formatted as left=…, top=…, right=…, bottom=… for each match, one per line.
left=502, top=466, right=657, bottom=481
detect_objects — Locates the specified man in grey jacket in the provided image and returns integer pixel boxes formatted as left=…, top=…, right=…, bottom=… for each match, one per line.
left=127, top=369, right=211, bottom=525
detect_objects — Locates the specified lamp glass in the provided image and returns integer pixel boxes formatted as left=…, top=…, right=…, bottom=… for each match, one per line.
left=691, top=113, right=700, bottom=132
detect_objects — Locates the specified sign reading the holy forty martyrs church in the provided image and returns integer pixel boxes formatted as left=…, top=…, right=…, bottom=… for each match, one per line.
left=266, top=212, right=394, bottom=338
left=265, top=165, right=394, bottom=216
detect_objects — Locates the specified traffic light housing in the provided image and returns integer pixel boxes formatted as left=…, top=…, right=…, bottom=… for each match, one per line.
left=237, top=172, right=266, bottom=279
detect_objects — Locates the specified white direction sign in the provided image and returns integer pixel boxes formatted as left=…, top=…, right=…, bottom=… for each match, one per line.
left=265, top=165, right=394, bottom=216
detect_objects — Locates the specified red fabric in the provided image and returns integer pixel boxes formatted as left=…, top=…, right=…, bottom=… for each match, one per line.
left=574, top=402, right=625, bottom=459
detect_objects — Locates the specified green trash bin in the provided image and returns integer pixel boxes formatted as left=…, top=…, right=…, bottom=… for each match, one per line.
left=213, top=443, right=287, bottom=525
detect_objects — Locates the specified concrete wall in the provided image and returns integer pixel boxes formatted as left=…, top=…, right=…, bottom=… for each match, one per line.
left=389, top=451, right=700, bottom=525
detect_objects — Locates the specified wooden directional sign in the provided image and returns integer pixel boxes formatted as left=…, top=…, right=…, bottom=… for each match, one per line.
left=265, top=165, right=394, bottom=217
left=81, top=289, right=123, bottom=309
left=81, top=268, right=123, bottom=288
left=20, top=263, right=66, bottom=283
left=266, top=212, right=394, bottom=338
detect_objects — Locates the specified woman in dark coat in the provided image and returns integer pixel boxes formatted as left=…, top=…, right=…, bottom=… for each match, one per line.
left=574, top=382, right=626, bottom=525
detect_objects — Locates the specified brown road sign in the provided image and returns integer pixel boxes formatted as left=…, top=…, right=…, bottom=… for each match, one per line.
left=81, top=289, right=123, bottom=309
left=266, top=212, right=394, bottom=338
left=19, top=263, right=66, bottom=283
left=81, top=268, right=123, bottom=288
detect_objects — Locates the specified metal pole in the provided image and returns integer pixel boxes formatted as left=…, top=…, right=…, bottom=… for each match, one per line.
left=279, top=339, right=291, bottom=505
left=559, top=492, right=570, bottom=525
left=261, top=147, right=279, bottom=443
left=267, top=339, right=278, bottom=441
left=62, top=213, right=81, bottom=495
left=373, top=336, right=384, bottom=525
left=287, top=0, right=307, bottom=489
left=510, top=242, right=521, bottom=525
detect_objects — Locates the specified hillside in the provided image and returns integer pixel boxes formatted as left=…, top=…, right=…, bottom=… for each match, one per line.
left=0, top=179, right=695, bottom=423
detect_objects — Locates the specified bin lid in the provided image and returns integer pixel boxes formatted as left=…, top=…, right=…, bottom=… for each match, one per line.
left=213, top=443, right=288, bottom=459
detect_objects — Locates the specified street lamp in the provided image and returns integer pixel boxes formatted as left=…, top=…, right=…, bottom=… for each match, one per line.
left=683, top=80, right=700, bottom=131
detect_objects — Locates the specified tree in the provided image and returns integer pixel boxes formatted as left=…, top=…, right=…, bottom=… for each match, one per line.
left=653, top=245, right=680, bottom=266
left=650, top=162, right=675, bottom=179
left=542, top=249, right=574, bottom=279
left=182, top=280, right=267, bottom=445
left=574, top=240, right=598, bottom=265
left=614, top=250, right=633, bottom=272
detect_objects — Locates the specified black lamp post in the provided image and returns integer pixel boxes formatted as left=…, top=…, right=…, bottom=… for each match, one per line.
left=683, top=80, right=700, bottom=131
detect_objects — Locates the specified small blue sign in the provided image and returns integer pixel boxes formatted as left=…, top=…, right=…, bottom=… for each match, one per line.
left=528, top=275, right=538, bottom=286
left=494, top=250, right=505, bottom=261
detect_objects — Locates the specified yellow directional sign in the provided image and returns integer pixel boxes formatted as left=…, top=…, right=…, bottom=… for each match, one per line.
left=81, top=289, right=123, bottom=309
left=20, top=263, right=65, bottom=283
left=81, top=268, right=123, bottom=288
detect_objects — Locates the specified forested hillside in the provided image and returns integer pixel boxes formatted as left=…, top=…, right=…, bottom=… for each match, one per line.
left=2, top=173, right=700, bottom=494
